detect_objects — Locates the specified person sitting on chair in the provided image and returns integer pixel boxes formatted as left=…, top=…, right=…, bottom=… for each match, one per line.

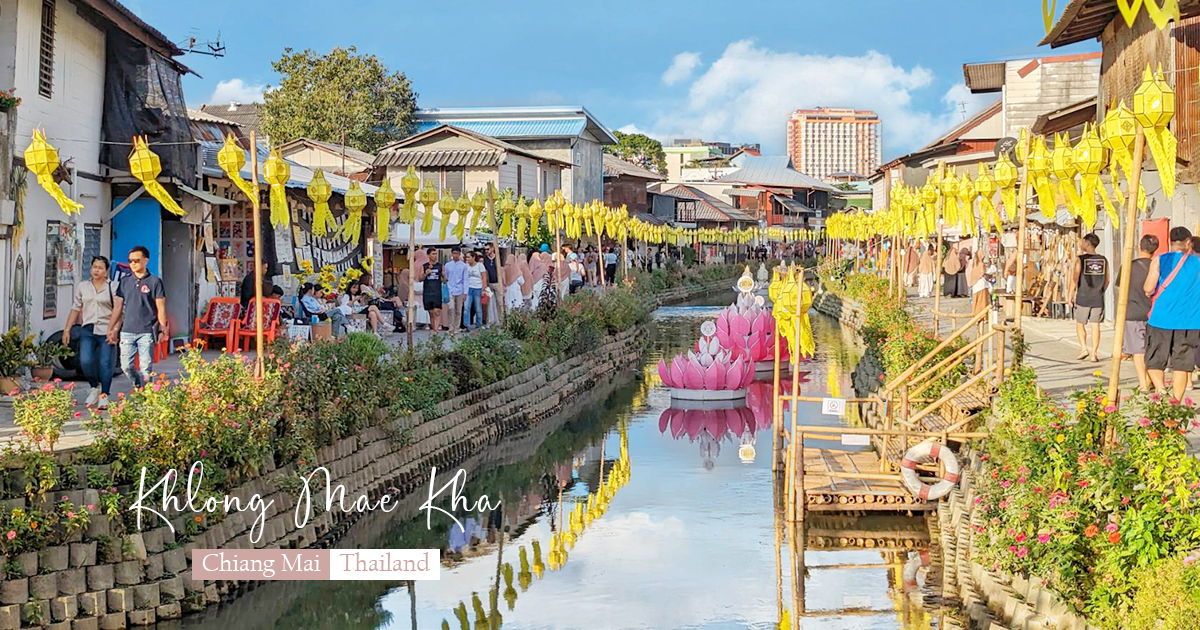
left=299, top=283, right=346, bottom=337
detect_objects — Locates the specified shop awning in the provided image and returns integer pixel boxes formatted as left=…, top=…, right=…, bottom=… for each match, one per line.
left=179, top=184, right=236, bottom=206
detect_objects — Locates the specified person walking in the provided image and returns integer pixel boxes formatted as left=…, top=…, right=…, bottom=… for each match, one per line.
left=463, top=251, right=487, bottom=330
left=444, top=248, right=469, bottom=334
left=106, top=246, right=167, bottom=389
left=918, top=244, right=935, bottom=298
left=1119, top=235, right=1158, bottom=392
left=63, top=256, right=117, bottom=409
left=1143, top=227, right=1200, bottom=400
left=604, top=247, right=618, bottom=284
left=1070, top=233, right=1109, bottom=362
left=567, top=252, right=586, bottom=294
left=942, top=242, right=965, bottom=298
left=419, top=248, right=446, bottom=332
left=483, top=243, right=502, bottom=324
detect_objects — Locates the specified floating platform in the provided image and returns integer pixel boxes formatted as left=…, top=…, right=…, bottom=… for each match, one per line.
left=801, top=448, right=933, bottom=513
left=668, top=388, right=746, bottom=401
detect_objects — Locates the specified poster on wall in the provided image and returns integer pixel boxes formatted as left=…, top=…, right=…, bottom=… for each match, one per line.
left=57, top=222, right=78, bottom=285
left=43, top=222, right=59, bottom=319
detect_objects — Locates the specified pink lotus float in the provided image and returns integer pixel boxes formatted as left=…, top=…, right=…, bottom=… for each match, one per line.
left=658, top=322, right=754, bottom=400
left=716, top=268, right=807, bottom=374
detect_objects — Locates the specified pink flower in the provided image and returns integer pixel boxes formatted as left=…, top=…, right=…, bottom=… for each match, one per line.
left=5, top=530, right=14, bottom=540
left=1105, top=522, right=1119, bottom=533
left=86, top=505, right=94, bottom=511
left=66, top=511, right=75, bottom=519
left=1017, top=476, right=1027, bottom=484
left=1150, top=392, right=1161, bottom=402
left=1104, top=405, right=1117, bottom=413
left=1121, top=496, right=1131, bottom=506
left=1016, top=546, right=1029, bottom=558
left=1014, top=532, right=1027, bottom=543
left=1138, top=417, right=1152, bottom=427
left=200, top=450, right=207, bottom=457
left=1037, top=532, right=1051, bottom=544
left=1078, top=480, right=1090, bottom=488
left=1186, top=397, right=1195, bottom=407
left=1000, top=480, right=1012, bottom=488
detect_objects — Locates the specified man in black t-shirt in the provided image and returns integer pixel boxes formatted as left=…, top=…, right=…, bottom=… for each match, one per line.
left=419, top=247, right=446, bottom=331
left=1120, top=235, right=1158, bottom=391
left=106, top=246, right=167, bottom=388
left=1070, top=233, right=1109, bottom=363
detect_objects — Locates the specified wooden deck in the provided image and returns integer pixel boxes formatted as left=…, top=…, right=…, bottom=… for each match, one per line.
left=801, top=448, right=932, bottom=512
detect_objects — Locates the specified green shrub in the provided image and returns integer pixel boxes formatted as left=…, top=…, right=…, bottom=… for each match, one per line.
left=1125, top=555, right=1200, bottom=630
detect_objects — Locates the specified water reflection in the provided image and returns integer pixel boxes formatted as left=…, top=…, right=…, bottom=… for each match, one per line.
left=177, top=301, right=946, bottom=630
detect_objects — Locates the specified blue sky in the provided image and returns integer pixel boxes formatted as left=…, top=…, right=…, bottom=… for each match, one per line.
left=133, top=0, right=1098, bottom=160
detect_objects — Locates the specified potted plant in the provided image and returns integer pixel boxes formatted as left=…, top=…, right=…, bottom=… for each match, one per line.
left=31, top=338, right=72, bottom=382
left=0, top=327, right=35, bottom=394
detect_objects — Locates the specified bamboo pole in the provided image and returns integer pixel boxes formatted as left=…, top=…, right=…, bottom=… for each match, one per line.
left=1107, top=127, right=1146, bottom=407
left=406, top=209, right=417, bottom=349
left=772, top=306, right=783, bottom=474
left=787, top=267, right=804, bottom=523
left=1013, top=160, right=1031, bottom=332
left=485, top=183, right=505, bottom=325
left=248, top=130, right=265, bottom=378
left=595, top=222, right=605, bottom=291
left=933, top=196, right=944, bottom=335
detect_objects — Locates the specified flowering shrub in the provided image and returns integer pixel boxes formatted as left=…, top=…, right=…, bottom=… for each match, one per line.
left=974, top=368, right=1200, bottom=627
left=12, top=381, right=77, bottom=453
left=1126, top=553, right=1200, bottom=630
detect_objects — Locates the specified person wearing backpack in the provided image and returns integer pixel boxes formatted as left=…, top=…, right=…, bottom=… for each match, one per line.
left=1142, top=227, right=1200, bottom=400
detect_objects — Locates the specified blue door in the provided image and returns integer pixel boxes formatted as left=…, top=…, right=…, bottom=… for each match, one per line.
left=110, top=198, right=162, bottom=275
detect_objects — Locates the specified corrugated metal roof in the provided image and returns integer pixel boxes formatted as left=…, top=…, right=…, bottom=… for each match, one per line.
left=280, top=138, right=376, bottom=167
left=375, top=149, right=504, bottom=168
left=715, top=156, right=836, bottom=192
left=1041, top=0, right=1200, bottom=47
left=413, top=118, right=587, bottom=139
left=663, top=185, right=755, bottom=223
left=602, top=154, right=665, bottom=180
left=199, top=141, right=379, bottom=197
left=774, top=195, right=814, bottom=214
left=962, top=62, right=1006, bottom=93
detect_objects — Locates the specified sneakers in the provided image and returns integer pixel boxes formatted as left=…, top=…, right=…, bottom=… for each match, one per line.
left=96, top=394, right=109, bottom=410
left=85, top=388, right=100, bottom=406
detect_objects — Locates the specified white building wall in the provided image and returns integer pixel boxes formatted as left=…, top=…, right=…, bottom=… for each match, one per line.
left=3, top=0, right=110, bottom=337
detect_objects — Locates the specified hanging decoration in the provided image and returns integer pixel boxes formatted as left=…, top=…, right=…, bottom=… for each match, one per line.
left=1100, top=101, right=1146, bottom=211
left=957, top=170, right=979, bottom=234
left=975, top=163, right=1003, bottom=233
left=515, top=198, right=530, bottom=243
left=528, top=198, right=543, bottom=241
left=307, top=170, right=337, bottom=237
left=1133, top=64, right=1176, bottom=199
left=23, top=129, right=84, bottom=215
left=374, top=178, right=396, bottom=241
left=453, top=191, right=470, bottom=241
left=217, top=135, right=257, bottom=201
left=1027, top=135, right=1056, bottom=216
left=468, top=190, right=486, bottom=236
left=1049, top=132, right=1081, bottom=222
left=418, top=181, right=438, bottom=235
left=437, top=191, right=455, bottom=242
left=338, top=181, right=366, bottom=246
left=1042, top=0, right=1058, bottom=33
left=497, top=193, right=514, bottom=239
left=1074, top=125, right=1118, bottom=228
left=262, top=150, right=291, bottom=228
left=1117, top=0, right=1181, bottom=29
left=399, top=166, right=420, bottom=224
left=128, top=136, right=185, bottom=216
left=993, top=153, right=1019, bottom=220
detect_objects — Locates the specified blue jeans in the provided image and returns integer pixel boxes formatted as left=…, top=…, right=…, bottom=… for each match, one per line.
left=119, top=332, right=154, bottom=388
left=464, top=288, right=483, bottom=329
left=78, top=325, right=114, bottom=394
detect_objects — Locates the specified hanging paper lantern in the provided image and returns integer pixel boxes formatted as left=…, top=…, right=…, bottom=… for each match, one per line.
left=993, top=154, right=1019, bottom=220
left=437, top=191, right=456, bottom=242
left=262, top=150, right=291, bottom=228
left=453, top=192, right=470, bottom=241
left=975, top=163, right=1002, bottom=233
left=307, top=169, right=337, bottom=236
left=1027, top=136, right=1056, bottom=216
left=339, top=181, right=366, bottom=246
left=375, top=178, right=396, bottom=241
left=1133, top=64, right=1176, bottom=199
left=216, top=134, right=257, bottom=202
left=24, top=129, right=84, bottom=215
left=957, top=171, right=979, bottom=234
left=1074, top=124, right=1117, bottom=228
left=469, top=190, right=486, bottom=236
left=528, top=198, right=543, bottom=240
left=1049, top=132, right=1081, bottom=222
left=1100, top=101, right=1146, bottom=211
left=399, top=165, right=420, bottom=224
left=418, top=181, right=438, bottom=234
left=497, top=193, right=514, bottom=239
left=128, top=136, right=185, bottom=216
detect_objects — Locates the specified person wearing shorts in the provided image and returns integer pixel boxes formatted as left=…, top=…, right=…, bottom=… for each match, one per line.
left=420, top=248, right=445, bottom=331
left=1070, top=233, right=1108, bottom=362
left=1119, top=235, right=1157, bottom=391
left=1143, top=227, right=1200, bottom=400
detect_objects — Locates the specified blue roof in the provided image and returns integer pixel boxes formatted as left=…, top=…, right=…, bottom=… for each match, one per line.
left=413, top=118, right=587, bottom=139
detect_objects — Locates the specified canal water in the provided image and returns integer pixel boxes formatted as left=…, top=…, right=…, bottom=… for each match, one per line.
left=178, top=294, right=943, bottom=630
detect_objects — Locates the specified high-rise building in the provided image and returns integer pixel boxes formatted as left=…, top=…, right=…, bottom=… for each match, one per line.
left=786, top=108, right=882, bottom=180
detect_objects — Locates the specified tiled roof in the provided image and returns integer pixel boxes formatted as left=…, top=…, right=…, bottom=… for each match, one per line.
left=187, top=109, right=240, bottom=126
left=199, top=103, right=265, bottom=133
left=662, top=185, right=755, bottom=223
left=375, top=124, right=568, bottom=168
left=602, top=154, right=665, bottom=180
left=715, top=156, right=836, bottom=192
left=278, top=138, right=376, bottom=167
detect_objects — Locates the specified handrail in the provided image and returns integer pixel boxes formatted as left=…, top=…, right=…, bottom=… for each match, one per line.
left=908, top=331, right=998, bottom=400
left=933, top=310, right=977, bottom=319
left=908, top=330, right=997, bottom=390
left=882, top=308, right=988, bottom=394
left=904, top=367, right=994, bottom=427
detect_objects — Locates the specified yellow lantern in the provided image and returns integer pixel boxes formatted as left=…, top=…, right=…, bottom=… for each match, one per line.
left=975, top=163, right=1002, bottom=233
left=217, top=134, right=256, bottom=201
left=528, top=198, right=543, bottom=240
left=128, top=136, right=185, bottom=216
left=1027, top=135, right=1056, bottom=216
left=515, top=198, right=530, bottom=243
left=437, top=190, right=456, bottom=242
left=418, top=180, right=438, bottom=234
left=993, top=154, right=1019, bottom=220
left=23, top=129, right=84, bottom=215
left=1074, top=124, right=1115, bottom=228
left=375, top=178, right=396, bottom=241
left=1133, top=64, right=1177, bottom=199
left=263, top=150, right=291, bottom=228
left=1049, top=132, right=1079, bottom=220
left=469, top=190, right=486, bottom=236
left=497, top=193, right=514, bottom=239
left=399, top=165, right=420, bottom=224
left=307, top=169, right=337, bottom=237
left=338, top=181, right=367, bottom=245
left=453, top=191, right=471, bottom=241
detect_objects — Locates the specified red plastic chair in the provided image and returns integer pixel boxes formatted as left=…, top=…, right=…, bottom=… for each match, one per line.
left=235, top=298, right=282, bottom=351
left=192, top=297, right=242, bottom=350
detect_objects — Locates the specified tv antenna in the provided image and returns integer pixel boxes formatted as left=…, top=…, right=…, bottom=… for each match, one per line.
left=179, top=31, right=225, bottom=58
left=958, top=101, right=968, bottom=121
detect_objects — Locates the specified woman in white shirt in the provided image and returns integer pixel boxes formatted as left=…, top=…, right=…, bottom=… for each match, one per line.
left=568, top=252, right=586, bottom=294
left=62, top=256, right=117, bottom=408
left=463, top=251, right=487, bottom=330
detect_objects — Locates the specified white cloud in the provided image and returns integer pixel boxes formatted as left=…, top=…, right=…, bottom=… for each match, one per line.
left=637, top=40, right=993, bottom=157
left=207, top=78, right=267, bottom=105
left=661, top=51, right=701, bottom=86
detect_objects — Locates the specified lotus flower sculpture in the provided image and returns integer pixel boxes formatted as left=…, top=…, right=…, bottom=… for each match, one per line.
left=715, top=287, right=787, bottom=364
left=658, top=321, right=754, bottom=398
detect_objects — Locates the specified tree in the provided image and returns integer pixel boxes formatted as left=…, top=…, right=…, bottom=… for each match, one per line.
left=604, top=131, right=666, bottom=174
left=262, top=47, right=418, bottom=154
